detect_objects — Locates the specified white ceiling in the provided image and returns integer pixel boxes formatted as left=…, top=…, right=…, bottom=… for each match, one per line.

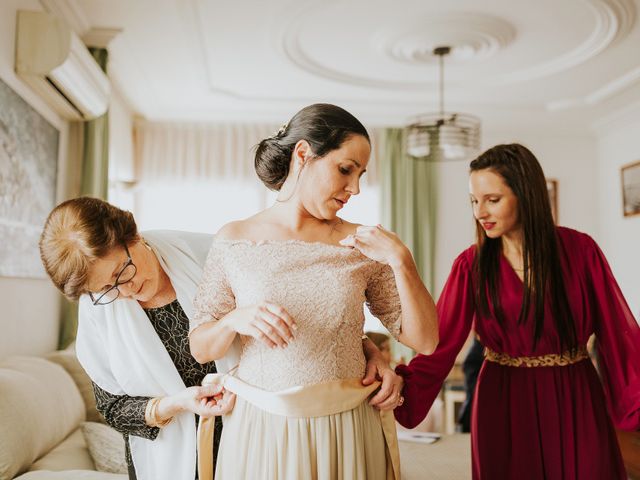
left=44, top=0, right=640, bottom=132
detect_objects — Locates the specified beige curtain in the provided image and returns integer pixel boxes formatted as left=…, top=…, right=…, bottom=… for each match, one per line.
left=380, top=128, right=438, bottom=360
left=133, top=121, right=382, bottom=186
left=59, top=47, right=109, bottom=349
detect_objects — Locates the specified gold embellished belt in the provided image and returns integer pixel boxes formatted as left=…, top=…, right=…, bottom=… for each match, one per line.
left=484, top=346, right=589, bottom=367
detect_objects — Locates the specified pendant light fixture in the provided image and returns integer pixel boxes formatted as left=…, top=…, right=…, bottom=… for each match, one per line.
left=406, top=46, right=481, bottom=161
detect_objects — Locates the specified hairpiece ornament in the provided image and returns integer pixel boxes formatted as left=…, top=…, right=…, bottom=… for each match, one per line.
left=272, top=122, right=288, bottom=138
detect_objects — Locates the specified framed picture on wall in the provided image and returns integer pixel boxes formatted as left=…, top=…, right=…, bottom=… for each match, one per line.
left=621, top=161, right=640, bottom=217
left=0, top=78, right=59, bottom=278
left=546, top=179, right=558, bottom=224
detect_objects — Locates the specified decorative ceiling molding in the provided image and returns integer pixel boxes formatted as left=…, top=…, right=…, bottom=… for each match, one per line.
left=602, top=0, right=637, bottom=42
left=373, top=14, right=515, bottom=65
left=92, top=0, right=639, bottom=130
left=191, top=0, right=253, bottom=99
left=278, top=0, right=636, bottom=90
left=192, top=0, right=371, bottom=101
left=547, top=65, right=640, bottom=111
left=277, top=7, right=517, bottom=90
left=39, top=0, right=90, bottom=36
left=495, top=0, right=636, bottom=85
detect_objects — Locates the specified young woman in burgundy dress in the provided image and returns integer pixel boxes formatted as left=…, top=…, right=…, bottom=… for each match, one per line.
left=395, top=143, right=640, bottom=479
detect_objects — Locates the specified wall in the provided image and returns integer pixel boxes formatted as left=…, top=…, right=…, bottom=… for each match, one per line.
left=108, top=86, right=135, bottom=211
left=0, top=1, right=136, bottom=359
left=0, top=3, right=139, bottom=359
left=432, top=131, right=599, bottom=297
left=0, top=0, right=70, bottom=358
left=595, top=111, right=640, bottom=318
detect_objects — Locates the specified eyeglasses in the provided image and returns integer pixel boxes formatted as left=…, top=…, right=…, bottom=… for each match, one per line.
left=89, top=244, right=137, bottom=306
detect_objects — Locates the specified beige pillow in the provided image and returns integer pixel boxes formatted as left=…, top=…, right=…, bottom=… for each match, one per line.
left=46, top=349, right=105, bottom=424
left=80, top=422, right=127, bottom=475
left=30, top=429, right=95, bottom=472
left=15, top=470, right=127, bottom=479
left=0, top=356, right=85, bottom=479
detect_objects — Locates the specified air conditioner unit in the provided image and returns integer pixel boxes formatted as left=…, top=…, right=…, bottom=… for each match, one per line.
left=15, top=10, right=110, bottom=121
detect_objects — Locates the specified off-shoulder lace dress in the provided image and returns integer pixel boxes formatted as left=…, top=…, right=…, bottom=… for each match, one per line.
left=191, top=239, right=402, bottom=391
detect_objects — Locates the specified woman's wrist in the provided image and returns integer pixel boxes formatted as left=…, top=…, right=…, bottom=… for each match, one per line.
left=388, top=246, right=413, bottom=271
left=220, top=310, right=240, bottom=334
left=146, top=396, right=178, bottom=427
left=362, top=338, right=380, bottom=359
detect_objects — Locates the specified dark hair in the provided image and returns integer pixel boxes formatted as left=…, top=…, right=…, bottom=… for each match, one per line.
left=254, top=103, right=370, bottom=191
left=39, top=197, right=139, bottom=300
left=469, top=144, right=577, bottom=352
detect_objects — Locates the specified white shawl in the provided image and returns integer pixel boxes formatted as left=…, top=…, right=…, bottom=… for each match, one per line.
left=76, top=230, right=241, bottom=480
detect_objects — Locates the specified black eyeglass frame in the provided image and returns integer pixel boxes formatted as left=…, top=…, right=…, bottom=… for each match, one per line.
left=88, top=244, right=137, bottom=306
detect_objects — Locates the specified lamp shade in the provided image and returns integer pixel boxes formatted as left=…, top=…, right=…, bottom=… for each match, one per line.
left=406, top=112, right=480, bottom=161
left=405, top=46, right=481, bottom=161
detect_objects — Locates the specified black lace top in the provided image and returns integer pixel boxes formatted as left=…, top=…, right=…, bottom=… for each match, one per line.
left=92, top=299, right=221, bottom=479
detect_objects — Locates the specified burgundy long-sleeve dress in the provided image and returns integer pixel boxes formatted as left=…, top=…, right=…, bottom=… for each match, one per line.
left=395, top=227, right=640, bottom=479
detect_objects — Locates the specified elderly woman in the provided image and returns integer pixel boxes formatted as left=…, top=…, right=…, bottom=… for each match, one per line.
left=39, top=197, right=401, bottom=480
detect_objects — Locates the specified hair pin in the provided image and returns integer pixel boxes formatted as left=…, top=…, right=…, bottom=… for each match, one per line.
left=272, top=122, right=288, bottom=138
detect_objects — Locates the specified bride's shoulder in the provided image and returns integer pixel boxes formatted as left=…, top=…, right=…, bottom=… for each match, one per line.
left=215, top=213, right=265, bottom=241
left=334, top=218, right=361, bottom=236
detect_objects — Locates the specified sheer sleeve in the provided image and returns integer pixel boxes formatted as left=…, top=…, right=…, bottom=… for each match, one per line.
left=395, top=250, right=476, bottom=428
left=365, top=263, right=402, bottom=339
left=190, top=241, right=236, bottom=334
left=92, top=382, right=158, bottom=440
left=586, top=236, right=640, bottom=431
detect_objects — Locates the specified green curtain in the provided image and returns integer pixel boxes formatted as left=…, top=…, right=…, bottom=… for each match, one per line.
left=59, top=47, right=109, bottom=349
left=380, top=128, right=438, bottom=361
left=80, top=47, right=110, bottom=198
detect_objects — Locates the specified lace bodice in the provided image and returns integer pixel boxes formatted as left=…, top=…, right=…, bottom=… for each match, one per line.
left=191, top=239, right=402, bottom=391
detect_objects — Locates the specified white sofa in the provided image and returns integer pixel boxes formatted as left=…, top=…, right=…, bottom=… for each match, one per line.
left=0, top=350, right=126, bottom=480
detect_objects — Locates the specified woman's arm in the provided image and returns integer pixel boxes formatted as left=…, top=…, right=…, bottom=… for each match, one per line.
left=584, top=234, right=640, bottom=430
left=190, top=302, right=298, bottom=363
left=341, top=225, right=438, bottom=355
left=92, top=382, right=159, bottom=439
left=189, top=313, right=239, bottom=364
left=362, top=337, right=405, bottom=410
left=189, top=228, right=298, bottom=363
left=389, top=250, right=438, bottom=354
left=395, top=251, right=475, bottom=428
left=93, top=381, right=234, bottom=437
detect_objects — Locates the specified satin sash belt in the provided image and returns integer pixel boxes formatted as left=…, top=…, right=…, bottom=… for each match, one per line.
left=197, top=374, right=400, bottom=480
left=484, top=345, right=589, bottom=367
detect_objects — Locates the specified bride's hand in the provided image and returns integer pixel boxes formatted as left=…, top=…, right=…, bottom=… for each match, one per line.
left=229, top=301, right=297, bottom=349
left=339, top=225, right=410, bottom=268
left=362, top=347, right=405, bottom=411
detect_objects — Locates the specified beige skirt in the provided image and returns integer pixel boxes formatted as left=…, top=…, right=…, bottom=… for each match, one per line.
left=198, top=375, right=400, bottom=480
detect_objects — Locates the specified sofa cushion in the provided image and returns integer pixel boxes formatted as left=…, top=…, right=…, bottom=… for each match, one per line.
left=45, top=349, right=104, bottom=424
left=30, top=429, right=95, bottom=472
left=15, top=470, right=127, bottom=479
left=0, top=356, right=85, bottom=479
left=80, top=422, right=127, bottom=474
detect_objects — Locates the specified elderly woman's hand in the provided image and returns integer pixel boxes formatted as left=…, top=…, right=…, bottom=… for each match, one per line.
left=156, top=384, right=236, bottom=421
left=196, top=386, right=236, bottom=418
